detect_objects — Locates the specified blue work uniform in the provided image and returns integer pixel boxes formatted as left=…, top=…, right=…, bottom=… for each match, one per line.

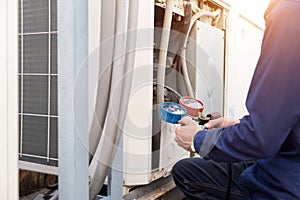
left=192, top=0, right=300, bottom=199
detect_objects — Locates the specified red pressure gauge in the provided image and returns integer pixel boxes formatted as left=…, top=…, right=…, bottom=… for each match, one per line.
left=179, top=96, right=204, bottom=117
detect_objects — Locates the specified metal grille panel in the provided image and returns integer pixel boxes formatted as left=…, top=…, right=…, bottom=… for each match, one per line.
left=23, top=34, right=48, bottom=73
left=23, top=75, right=48, bottom=114
left=19, top=0, right=58, bottom=168
left=23, top=0, right=49, bottom=33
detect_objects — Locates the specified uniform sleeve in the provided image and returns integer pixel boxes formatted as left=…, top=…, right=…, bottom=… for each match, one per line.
left=193, top=1, right=300, bottom=162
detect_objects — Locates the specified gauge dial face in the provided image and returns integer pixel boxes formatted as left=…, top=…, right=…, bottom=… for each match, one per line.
left=163, top=104, right=185, bottom=114
left=181, top=98, right=203, bottom=109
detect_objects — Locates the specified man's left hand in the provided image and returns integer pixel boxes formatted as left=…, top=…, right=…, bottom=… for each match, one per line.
left=174, top=116, right=203, bottom=151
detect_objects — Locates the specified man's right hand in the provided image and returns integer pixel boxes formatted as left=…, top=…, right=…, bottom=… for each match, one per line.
left=204, top=118, right=240, bottom=129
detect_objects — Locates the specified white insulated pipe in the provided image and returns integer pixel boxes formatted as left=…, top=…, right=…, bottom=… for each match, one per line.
left=89, top=0, right=129, bottom=199
left=156, top=0, right=174, bottom=104
left=180, top=9, right=221, bottom=97
left=88, top=0, right=144, bottom=199
left=89, top=0, right=116, bottom=161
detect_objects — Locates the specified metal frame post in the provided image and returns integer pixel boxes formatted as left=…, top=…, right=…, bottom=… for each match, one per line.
left=58, top=0, right=89, bottom=199
left=107, top=135, right=124, bottom=200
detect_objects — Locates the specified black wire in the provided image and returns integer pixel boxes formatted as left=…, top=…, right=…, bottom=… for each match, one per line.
left=223, top=163, right=232, bottom=200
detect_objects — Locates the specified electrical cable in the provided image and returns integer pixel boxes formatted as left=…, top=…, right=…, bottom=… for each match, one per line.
left=223, top=163, right=232, bottom=200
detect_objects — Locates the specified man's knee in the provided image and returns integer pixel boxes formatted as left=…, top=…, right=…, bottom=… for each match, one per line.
left=172, top=158, right=191, bottom=179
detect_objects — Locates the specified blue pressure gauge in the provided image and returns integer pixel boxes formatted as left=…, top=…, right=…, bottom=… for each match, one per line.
left=159, top=102, right=187, bottom=124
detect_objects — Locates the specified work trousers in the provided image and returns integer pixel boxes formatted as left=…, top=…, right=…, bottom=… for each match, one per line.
left=172, top=157, right=253, bottom=200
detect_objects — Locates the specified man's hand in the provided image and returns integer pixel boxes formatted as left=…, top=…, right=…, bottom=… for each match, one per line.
left=174, top=116, right=203, bottom=151
left=204, top=117, right=240, bottom=129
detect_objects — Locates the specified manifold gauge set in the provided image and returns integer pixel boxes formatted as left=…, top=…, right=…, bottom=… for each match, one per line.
left=159, top=96, right=221, bottom=125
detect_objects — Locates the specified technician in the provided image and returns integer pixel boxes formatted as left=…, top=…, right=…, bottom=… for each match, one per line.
left=173, top=0, right=300, bottom=199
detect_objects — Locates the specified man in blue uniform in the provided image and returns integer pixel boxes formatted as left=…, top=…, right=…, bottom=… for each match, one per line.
left=173, top=0, right=300, bottom=199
